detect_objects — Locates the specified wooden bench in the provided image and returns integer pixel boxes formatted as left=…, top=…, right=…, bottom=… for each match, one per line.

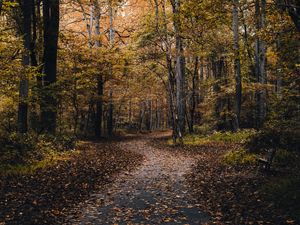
left=257, top=149, right=277, bottom=171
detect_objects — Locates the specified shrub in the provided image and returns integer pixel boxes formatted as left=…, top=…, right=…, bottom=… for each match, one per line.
left=0, top=132, right=37, bottom=164
left=209, top=129, right=257, bottom=144
left=0, top=132, right=76, bottom=165
left=222, top=148, right=257, bottom=165
left=168, top=129, right=257, bottom=146
left=247, top=128, right=300, bottom=152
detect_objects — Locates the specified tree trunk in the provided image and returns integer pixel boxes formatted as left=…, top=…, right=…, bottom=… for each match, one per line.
left=232, top=0, right=242, bottom=130
left=172, top=0, right=186, bottom=136
left=188, top=56, right=199, bottom=133
left=18, top=0, right=32, bottom=133
left=139, top=102, right=145, bottom=131
left=95, top=75, right=103, bottom=137
left=107, top=0, right=114, bottom=137
left=40, top=0, right=59, bottom=134
left=107, top=90, right=113, bottom=136
left=128, top=100, right=132, bottom=123
left=255, top=0, right=267, bottom=129
left=94, top=1, right=103, bottom=138
left=161, top=0, right=177, bottom=140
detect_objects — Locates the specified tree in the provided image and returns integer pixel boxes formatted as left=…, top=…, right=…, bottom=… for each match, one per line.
left=94, top=0, right=104, bottom=138
left=40, top=0, right=60, bottom=134
left=255, top=0, right=267, bottom=129
left=276, top=0, right=300, bottom=32
left=17, top=0, right=32, bottom=133
left=171, top=0, right=186, bottom=137
left=232, top=0, right=242, bottom=130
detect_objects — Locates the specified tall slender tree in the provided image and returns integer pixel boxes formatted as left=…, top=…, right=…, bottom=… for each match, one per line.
left=40, top=0, right=59, bottom=134
left=171, top=0, right=186, bottom=137
left=18, top=0, right=32, bottom=133
left=107, top=0, right=114, bottom=136
left=94, top=0, right=104, bottom=138
left=255, top=0, right=267, bottom=129
left=232, top=0, right=242, bottom=130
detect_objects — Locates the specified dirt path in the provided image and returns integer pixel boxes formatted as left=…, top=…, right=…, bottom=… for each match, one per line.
left=67, top=133, right=209, bottom=224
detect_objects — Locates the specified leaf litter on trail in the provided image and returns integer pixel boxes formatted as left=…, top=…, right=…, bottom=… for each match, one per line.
left=0, top=139, right=143, bottom=225
left=66, top=133, right=210, bottom=224
left=151, top=138, right=299, bottom=225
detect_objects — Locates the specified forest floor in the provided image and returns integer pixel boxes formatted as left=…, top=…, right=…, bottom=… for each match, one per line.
left=0, top=131, right=299, bottom=225
left=0, top=136, right=143, bottom=225
left=67, top=131, right=210, bottom=225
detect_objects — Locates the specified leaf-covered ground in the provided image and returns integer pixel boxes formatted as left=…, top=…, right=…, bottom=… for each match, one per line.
left=1, top=132, right=299, bottom=225
left=0, top=138, right=143, bottom=225
left=67, top=132, right=210, bottom=224
left=153, top=138, right=299, bottom=225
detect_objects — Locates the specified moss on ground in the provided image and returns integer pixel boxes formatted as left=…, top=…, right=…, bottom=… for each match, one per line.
left=0, top=150, right=79, bottom=175
left=168, top=129, right=257, bottom=146
left=222, top=148, right=257, bottom=165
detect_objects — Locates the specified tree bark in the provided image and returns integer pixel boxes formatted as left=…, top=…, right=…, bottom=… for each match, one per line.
left=232, top=0, right=242, bottom=130
left=107, top=90, right=113, bottom=136
left=18, top=0, right=32, bottom=133
left=94, top=0, right=103, bottom=138
left=40, top=0, right=59, bottom=134
left=161, top=0, right=177, bottom=141
left=188, top=56, right=199, bottom=133
left=172, top=0, right=186, bottom=136
left=255, top=0, right=267, bottom=129
left=107, top=0, right=114, bottom=137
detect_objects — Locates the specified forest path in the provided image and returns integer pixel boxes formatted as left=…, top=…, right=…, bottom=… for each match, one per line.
left=67, top=132, right=210, bottom=224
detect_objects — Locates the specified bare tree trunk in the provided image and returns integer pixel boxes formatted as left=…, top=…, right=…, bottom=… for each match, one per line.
left=172, top=0, right=186, bottom=137
left=154, top=0, right=159, bottom=30
left=18, top=0, right=32, bottom=133
left=155, top=98, right=159, bottom=129
left=128, top=100, right=132, bottom=123
left=188, top=56, right=199, bottom=133
left=94, top=1, right=103, bottom=138
left=255, top=0, right=267, bottom=129
left=149, top=100, right=153, bottom=130
left=40, top=0, right=59, bottom=134
left=232, top=0, right=242, bottom=131
left=139, top=102, right=145, bottom=131
left=107, top=0, right=114, bottom=137
left=107, top=90, right=113, bottom=136
left=161, top=0, right=177, bottom=140
left=88, top=4, right=94, bottom=47
left=145, top=100, right=151, bottom=131
left=95, top=75, right=103, bottom=137
left=108, top=0, right=114, bottom=44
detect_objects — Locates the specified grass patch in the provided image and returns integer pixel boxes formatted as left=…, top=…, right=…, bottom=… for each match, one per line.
left=262, top=177, right=300, bottom=221
left=222, top=148, right=257, bottom=165
left=168, top=129, right=257, bottom=146
left=167, top=135, right=211, bottom=146
left=209, top=129, right=257, bottom=144
left=0, top=150, right=79, bottom=175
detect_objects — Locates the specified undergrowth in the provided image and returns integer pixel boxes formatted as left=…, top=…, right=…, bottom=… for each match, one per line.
left=222, top=148, right=256, bottom=165
left=168, top=129, right=257, bottom=146
left=0, top=150, right=79, bottom=175
left=0, top=131, right=77, bottom=175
